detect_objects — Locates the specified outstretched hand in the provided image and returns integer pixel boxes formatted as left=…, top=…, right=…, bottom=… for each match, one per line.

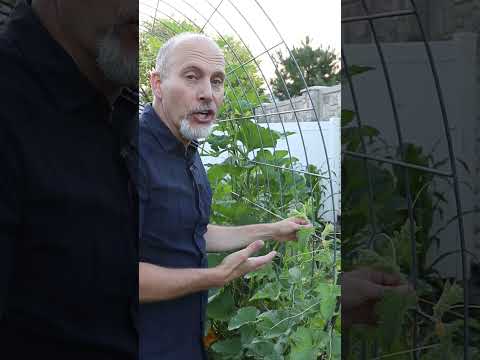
left=214, top=240, right=276, bottom=287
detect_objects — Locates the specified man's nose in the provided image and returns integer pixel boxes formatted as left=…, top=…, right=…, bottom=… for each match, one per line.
left=197, top=80, right=213, bottom=102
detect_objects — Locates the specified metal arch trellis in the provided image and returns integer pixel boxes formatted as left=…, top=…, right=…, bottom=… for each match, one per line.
left=139, top=0, right=340, bottom=256
left=342, top=0, right=470, bottom=359
left=140, top=3, right=342, bottom=357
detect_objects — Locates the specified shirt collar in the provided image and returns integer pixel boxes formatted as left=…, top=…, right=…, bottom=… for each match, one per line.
left=141, top=104, right=199, bottom=160
left=5, top=1, right=112, bottom=112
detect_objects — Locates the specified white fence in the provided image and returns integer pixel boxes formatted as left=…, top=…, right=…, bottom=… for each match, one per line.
left=343, top=32, right=478, bottom=278
left=202, top=118, right=341, bottom=223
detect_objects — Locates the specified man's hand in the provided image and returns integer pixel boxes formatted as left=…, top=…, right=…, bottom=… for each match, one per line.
left=342, top=268, right=413, bottom=328
left=213, top=240, right=276, bottom=287
left=270, top=217, right=312, bottom=242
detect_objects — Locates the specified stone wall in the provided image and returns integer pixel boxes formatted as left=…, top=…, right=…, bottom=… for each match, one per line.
left=254, top=85, right=341, bottom=124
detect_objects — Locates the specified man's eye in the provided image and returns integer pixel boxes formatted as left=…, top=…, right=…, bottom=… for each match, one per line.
left=212, top=79, right=224, bottom=86
left=186, top=74, right=197, bottom=80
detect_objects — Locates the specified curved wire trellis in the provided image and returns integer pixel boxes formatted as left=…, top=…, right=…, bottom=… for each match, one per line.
left=342, top=0, right=470, bottom=358
left=139, top=0, right=340, bottom=266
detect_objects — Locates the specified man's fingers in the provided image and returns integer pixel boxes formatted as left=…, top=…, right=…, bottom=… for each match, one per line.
left=246, top=251, right=277, bottom=271
left=237, top=240, right=265, bottom=260
left=369, top=269, right=403, bottom=286
left=351, top=267, right=403, bottom=286
left=365, top=283, right=414, bottom=301
left=364, top=282, right=388, bottom=300
left=289, top=217, right=311, bottom=226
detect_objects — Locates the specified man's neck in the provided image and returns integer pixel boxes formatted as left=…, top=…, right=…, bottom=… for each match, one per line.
left=31, top=2, right=121, bottom=104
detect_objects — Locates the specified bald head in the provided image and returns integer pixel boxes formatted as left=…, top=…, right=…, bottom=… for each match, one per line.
left=155, top=33, right=223, bottom=80
left=150, top=32, right=225, bottom=143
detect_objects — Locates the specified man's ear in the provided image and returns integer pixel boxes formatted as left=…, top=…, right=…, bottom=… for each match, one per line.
left=150, top=70, right=163, bottom=101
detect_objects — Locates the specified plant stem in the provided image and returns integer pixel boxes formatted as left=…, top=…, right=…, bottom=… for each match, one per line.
left=371, top=344, right=440, bottom=359
left=269, top=300, right=321, bottom=330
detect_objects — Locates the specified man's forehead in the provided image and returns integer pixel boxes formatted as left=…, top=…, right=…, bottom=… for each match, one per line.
left=171, top=38, right=225, bottom=70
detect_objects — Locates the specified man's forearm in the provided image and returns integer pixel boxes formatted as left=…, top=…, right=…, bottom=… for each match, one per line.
left=205, top=223, right=274, bottom=252
left=139, top=262, right=222, bottom=303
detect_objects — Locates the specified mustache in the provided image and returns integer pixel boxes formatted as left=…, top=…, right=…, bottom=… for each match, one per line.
left=188, top=106, right=216, bottom=115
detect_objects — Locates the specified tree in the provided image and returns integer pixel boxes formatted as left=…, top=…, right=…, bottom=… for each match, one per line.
left=270, top=36, right=340, bottom=100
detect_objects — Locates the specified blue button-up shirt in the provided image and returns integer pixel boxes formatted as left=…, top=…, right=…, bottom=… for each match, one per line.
left=138, top=104, right=211, bottom=360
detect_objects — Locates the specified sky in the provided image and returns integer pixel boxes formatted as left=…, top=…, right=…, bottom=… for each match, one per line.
left=139, top=0, right=340, bottom=80
left=256, top=0, right=340, bottom=52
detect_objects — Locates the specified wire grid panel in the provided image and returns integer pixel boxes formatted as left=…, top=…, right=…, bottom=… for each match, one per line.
left=342, top=0, right=471, bottom=359
left=140, top=3, right=341, bottom=357
left=140, top=0, right=339, bottom=228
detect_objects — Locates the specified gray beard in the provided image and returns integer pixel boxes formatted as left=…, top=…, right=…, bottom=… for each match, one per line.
left=96, top=26, right=138, bottom=86
left=180, top=118, right=213, bottom=140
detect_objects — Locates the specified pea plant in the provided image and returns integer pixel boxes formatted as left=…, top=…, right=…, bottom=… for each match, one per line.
left=342, top=66, right=480, bottom=359
left=139, top=21, right=341, bottom=359
left=202, top=98, right=341, bottom=359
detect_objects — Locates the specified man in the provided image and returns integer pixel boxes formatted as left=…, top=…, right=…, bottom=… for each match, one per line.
left=0, top=1, right=139, bottom=358
left=138, top=33, right=312, bottom=359
left=138, top=33, right=414, bottom=359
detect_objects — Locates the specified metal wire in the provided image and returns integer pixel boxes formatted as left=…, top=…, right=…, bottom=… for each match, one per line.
left=217, top=107, right=315, bottom=123
left=140, top=4, right=340, bottom=353
left=140, top=0, right=338, bottom=226
left=342, top=0, right=470, bottom=358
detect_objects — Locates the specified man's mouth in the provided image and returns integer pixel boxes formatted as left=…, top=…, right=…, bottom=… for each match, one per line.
left=190, top=109, right=216, bottom=123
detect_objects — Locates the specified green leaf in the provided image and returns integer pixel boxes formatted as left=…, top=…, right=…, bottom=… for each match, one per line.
left=433, top=281, right=463, bottom=320
left=297, top=227, right=315, bottom=246
left=316, top=283, right=340, bottom=320
left=355, top=249, right=401, bottom=277
left=237, top=120, right=280, bottom=153
left=207, top=288, right=236, bottom=321
left=341, top=109, right=355, bottom=127
left=375, top=289, right=417, bottom=351
left=288, top=266, right=302, bottom=284
left=289, top=327, right=316, bottom=360
left=246, top=340, right=277, bottom=358
left=321, top=223, right=334, bottom=239
left=228, top=306, right=259, bottom=330
left=329, top=330, right=341, bottom=358
left=256, top=310, right=293, bottom=339
left=206, top=134, right=230, bottom=152
left=207, top=163, right=243, bottom=184
left=211, top=337, right=242, bottom=355
left=288, top=208, right=308, bottom=220
left=250, top=282, right=282, bottom=301
left=239, top=324, right=256, bottom=346
left=243, top=263, right=274, bottom=281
